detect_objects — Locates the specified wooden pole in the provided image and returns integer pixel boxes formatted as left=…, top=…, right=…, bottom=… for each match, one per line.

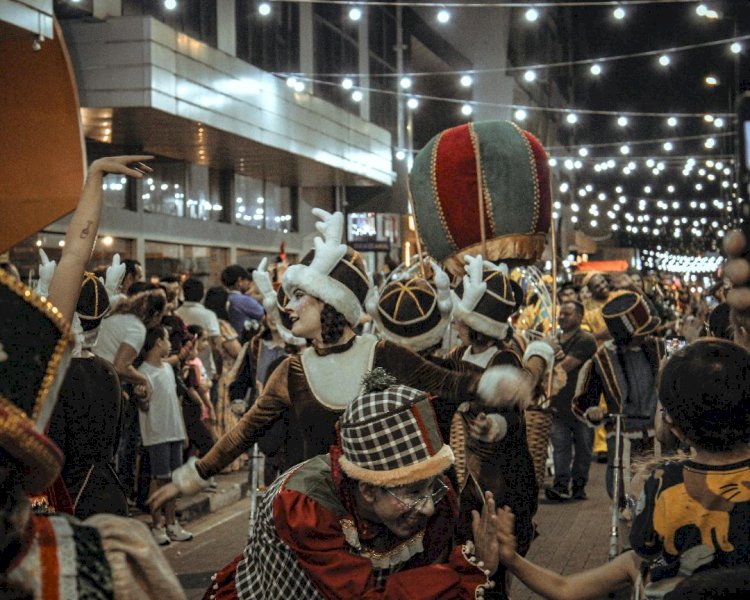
left=546, top=217, right=559, bottom=401
left=406, top=178, right=427, bottom=279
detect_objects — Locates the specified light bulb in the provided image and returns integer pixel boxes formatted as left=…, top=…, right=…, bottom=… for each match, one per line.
left=437, top=9, right=450, bottom=24
left=525, top=8, right=539, bottom=22
left=659, top=55, right=671, bottom=67
left=349, top=7, right=362, bottom=21
left=524, top=70, right=537, bottom=83
left=461, top=104, right=473, bottom=116
left=590, top=64, right=602, bottom=76
left=460, top=74, right=473, bottom=87
left=514, top=109, right=528, bottom=121
left=617, top=116, right=628, bottom=127
left=258, top=2, right=271, bottom=16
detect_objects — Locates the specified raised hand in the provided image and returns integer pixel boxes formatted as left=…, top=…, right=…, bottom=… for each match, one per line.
left=88, top=155, right=154, bottom=180
left=471, top=490, right=501, bottom=577
left=36, top=249, right=57, bottom=297
left=496, top=505, right=518, bottom=567
left=104, top=253, right=126, bottom=297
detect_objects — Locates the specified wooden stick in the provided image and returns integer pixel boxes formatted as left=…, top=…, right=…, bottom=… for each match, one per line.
left=406, top=178, right=427, bottom=279
left=546, top=216, right=559, bottom=401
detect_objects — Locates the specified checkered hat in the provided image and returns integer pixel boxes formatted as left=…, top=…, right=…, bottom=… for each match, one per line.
left=338, top=378, right=454, bottom=487
left=602, top=290, right=660, bottom=343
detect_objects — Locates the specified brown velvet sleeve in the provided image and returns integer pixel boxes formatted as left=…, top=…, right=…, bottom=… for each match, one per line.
left=376, top=341, right=479, bottom=405
left=196, top=357, right=293, bottom=479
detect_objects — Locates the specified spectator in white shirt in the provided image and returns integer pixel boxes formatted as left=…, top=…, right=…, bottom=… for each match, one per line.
left=175, top=279, right=222, bottom=383
left=94, top=290, right=166, bottom=402
left=138, top=325, right=192, bottom=545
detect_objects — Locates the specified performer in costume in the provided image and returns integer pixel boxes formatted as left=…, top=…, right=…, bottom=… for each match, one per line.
left=204, top=369, right=504, bottom=599
left=2, top=155, right=186, bottom=599
left=573, top=291, right=664, bottom=499
left=48, top=270, right=130, bottom=518
left=150, top=209, right=553, bottom=510
left=440, top=256, right=554, bottom=599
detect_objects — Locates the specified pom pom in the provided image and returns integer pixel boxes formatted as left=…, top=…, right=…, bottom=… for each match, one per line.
left=723, top=229, right=747, bottom=258
left=724, top=258, right=750, bottom=286
left=727, top=287, right=750, bottom=311
left=361, top=367, right=397, bottom=393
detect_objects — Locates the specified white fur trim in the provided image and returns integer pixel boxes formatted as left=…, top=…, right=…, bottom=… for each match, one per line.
left=339, top=444, right=455, bottom=487
left=254, top=258, right=306, bottom=346
left=452, top=292, right=511, bottom=341
left=523, top=340, right=555, bottom=378
left=172, top=456, right=210, bottom=496
left=284, top=263, right=363, bottom=326
left=477, top=365, right=533, bottom=410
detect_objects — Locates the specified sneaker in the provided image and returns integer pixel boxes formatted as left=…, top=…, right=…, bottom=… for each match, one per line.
left=545, top=485, right=571, bottom=502
left=151, top=526, right=170, bottom=546
left=166, top=522, right=193, bottom=542
left=572, top=486, right=587, bottom=500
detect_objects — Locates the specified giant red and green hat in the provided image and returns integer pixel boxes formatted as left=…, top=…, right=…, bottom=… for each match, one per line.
left=409, top=121, right=551, bottom=276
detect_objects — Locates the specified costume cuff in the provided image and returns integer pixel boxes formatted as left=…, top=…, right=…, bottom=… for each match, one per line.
left=523, top=340, right=555, bottom=379
left=582, top=407, right=603, bottom=428
left=171, top=456, right=210, bottom=496
left=472, top=414, right=508, bottom=443
left=460, top=541, right=495, bottom=598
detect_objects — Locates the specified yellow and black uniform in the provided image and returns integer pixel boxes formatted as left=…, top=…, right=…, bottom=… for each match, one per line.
left=630, top=457, right=750, bottom=595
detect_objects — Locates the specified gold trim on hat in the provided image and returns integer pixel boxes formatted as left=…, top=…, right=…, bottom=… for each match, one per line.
left=0, top=395, right=63, bottom=492
left=0, top=269, right=74, bottom=422
left=443, top=233, right=547, bottom=277
left=430, top=130, right=459, bottom=252
left=510, top=121, right=542, bottom=235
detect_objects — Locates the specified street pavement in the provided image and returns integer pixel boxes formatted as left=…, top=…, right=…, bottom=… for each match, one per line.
left=156, top=461, right=631, bottom=599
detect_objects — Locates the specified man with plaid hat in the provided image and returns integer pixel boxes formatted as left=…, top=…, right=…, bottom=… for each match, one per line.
left=204, top=369, right=504, bottom=599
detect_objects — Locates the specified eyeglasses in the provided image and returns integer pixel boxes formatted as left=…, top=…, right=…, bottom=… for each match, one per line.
left=384, top=479, right=448, bottom=513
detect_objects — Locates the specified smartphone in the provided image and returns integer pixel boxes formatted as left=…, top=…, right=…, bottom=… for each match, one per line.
left=665, top=336, right=686, bottom=356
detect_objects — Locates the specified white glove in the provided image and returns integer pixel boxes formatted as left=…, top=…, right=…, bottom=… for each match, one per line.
left=36, top=249, right=56, bottom=297
left=104, top=253, right=126, bottom=297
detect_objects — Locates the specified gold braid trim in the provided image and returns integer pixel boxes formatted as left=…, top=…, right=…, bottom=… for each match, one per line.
left=430, top=131, right=459, bottom=252
left=0, top=269, right=74, bottom=422
left=442, top=234, right=547, bottom=277
left=509, top=122, right=542, bottom=235
left=0, top=395, right=63, bottom=490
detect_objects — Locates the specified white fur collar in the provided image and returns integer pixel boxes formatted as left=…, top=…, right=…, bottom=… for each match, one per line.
left=301, top=334, right=378, bottom=409
left=461, top=345, right=498, bottom=369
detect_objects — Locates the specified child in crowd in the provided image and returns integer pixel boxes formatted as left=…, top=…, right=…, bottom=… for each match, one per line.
left=184, top=324, right=216, bottom=434
left=630, top=338, right=750, bottom=596
left=138, top=325, right=193, bottom=545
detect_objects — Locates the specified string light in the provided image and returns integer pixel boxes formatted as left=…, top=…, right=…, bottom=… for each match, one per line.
left=164, top=0, right=177, bottom=9
left=566, top=113, right=578, bottom=125
left=731, top=42, right=742, bottom=54
left=407, top=97, right=419, bottom=110
left=613, top=6, right=626, bottom=20
left=461, top=103, right=473, bottom=116
left=658, top=54, right=671, bottom=67
left=351, top=90, right=363, bottom=102
left=437, top=9, right=451, bottom=23
left=667, top=116, right=678, bottom=127
left=590, top=64, right=602, bottom=76
left=348, top=7, right=362, bottom=21
left=524, top=70, right=537, bottom=82
left=341, top=77, right=353, bottom=89
left=460, top=74, right=473, bottom=87
left=704, top=75, right=718, bottom=86
left=514, top=108, right=527, bottom=121
left=525, top=8, right=539, bottom=22
left=399, top=77, right=412, bottom=89
left=258, top=2, right=271, bottom=16
left=617, top=116, right=629, bottom=127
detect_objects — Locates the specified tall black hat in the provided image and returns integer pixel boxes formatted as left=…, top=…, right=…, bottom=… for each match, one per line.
left=0, top=270, right=74, bottom=492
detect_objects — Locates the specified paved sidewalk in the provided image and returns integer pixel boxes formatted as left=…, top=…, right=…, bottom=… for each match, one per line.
left=512, top=461, right=632, bottom=600
left=133, top=467, right=251, bottom=526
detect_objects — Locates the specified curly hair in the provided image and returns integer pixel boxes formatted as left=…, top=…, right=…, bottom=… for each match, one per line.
left=321, top=303, right=348, bottom=345
left=110, top=290, right=166, bottom=324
